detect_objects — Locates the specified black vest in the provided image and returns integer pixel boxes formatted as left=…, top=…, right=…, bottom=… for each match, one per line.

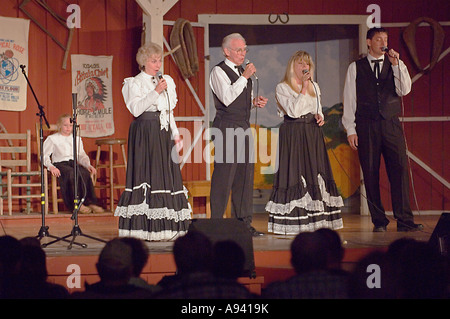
left=212, top=61, right=252, bottom=127
left=356, top=57, right=401, bottom=120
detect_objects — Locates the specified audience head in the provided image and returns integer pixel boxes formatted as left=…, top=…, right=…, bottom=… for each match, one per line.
left=96, top=238, right=133, bottom=285
left=290, top=231, right=328, bottom=274
left=315, top=228, right=345, bottom=269
left=212, top=240, right=245, bottom=280
left=387, top=238, right=448, bottom=299
left=0, top=235, right=22, bottom=277
left=173, top=230, right=213, bottom=275
left=19, top=244, right=48, bottom=282
left=348, top=250, right=391, bottom=299
left=119, top=237, right=149, bottom=277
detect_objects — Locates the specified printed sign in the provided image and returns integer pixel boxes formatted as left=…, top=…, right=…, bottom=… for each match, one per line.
left=0, top=17, right=29, bottom=111
left=71, top=54, right=114, bottom=137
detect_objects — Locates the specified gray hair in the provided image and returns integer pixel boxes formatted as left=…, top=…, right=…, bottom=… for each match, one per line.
left=221, top=33, right=246, bottom=55
left=136, top=42, right=163, bottom=70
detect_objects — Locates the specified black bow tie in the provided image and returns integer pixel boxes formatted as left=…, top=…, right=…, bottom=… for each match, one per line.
left=235, top=65, right=244, bottom=75
left=371, top=59, right=383, bottom=79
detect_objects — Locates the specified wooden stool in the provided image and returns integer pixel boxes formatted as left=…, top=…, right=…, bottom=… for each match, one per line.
left=95, top=138, right=127, bottom=212
left=184, top=180, right=231, bottom=218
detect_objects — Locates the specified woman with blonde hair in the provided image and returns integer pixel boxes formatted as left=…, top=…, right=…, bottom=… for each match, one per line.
left=115, top=42, right=191, bottom=241
left=265, top=51, right=344, bottom=235
left=43, top=113, right=104, bottom=214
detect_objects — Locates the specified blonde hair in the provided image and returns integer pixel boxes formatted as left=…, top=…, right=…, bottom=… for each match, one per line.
left=136, top=42, right=163, bottom=70
left=282, top=50, right=316, bottom=97
left=56, top=113, right=72, bottom=132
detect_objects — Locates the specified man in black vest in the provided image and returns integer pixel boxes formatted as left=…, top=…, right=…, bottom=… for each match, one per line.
left=209, top=33, right=268, bottom=236
left=342, top=27, right=423, bottom=232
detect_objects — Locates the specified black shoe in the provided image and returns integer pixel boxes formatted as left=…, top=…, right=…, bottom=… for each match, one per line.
left=249, top=227, right=264, bottom=237
left=373, top=225, right=387, bottom=232
left=397, top=222, right=424, bottom=232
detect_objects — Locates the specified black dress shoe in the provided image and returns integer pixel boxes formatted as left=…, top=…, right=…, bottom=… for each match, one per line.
left=249, top=227, right=264, bottom=237
left=373, top=225, right=387, bottom=232
left=397, top=223, right=424, bottom=232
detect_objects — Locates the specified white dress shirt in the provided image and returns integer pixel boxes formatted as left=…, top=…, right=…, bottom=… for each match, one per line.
left=209, top=58, right=253, bottom=106
left=43, top=133, right=92, bottom=170
left=342, top=53, right=412, bottom=136
left=122, top=71, right=179, bottom=136
left=275, top=81, right=324, bottom=118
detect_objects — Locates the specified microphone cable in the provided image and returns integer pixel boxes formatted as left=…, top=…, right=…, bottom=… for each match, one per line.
left=157, top=73, right=184, bottom=243
left=71, top=124, right=88, bottom=220
left=394, top=54, right=429, bottom=229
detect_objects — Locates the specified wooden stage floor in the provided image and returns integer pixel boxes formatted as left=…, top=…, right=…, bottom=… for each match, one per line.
left=0, top=211, right=442, bottom=292
left=0, top=211, right=440, bottom=253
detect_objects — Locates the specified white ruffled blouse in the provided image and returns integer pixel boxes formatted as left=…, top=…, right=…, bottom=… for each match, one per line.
left=121, top=71, right=179, bottom=137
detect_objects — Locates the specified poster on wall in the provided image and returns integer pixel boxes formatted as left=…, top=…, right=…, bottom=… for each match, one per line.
left=71, top=54, right=114, bottom=137
left=0, top=17, right=29, bottom=111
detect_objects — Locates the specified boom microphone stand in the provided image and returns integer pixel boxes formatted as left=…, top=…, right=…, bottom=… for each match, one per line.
left=43, top=94, right=106, bottom=249
left=19, top=64, right=65, bottom=246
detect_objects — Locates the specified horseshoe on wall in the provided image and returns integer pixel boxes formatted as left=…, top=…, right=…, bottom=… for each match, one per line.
left=402, top=17, right=445, bottom=73
left=268, top=13, right=289, bottom=24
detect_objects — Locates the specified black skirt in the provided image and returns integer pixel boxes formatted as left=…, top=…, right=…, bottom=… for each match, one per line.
left=265, top=113, right=344, bottom=235
left=114, top=112, right=192, bottom=241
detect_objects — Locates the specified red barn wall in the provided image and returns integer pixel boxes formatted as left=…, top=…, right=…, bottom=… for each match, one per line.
left=0, top=0, right=448, bottom=213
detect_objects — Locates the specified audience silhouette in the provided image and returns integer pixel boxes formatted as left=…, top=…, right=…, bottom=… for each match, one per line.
left=119, top=237, right=161, bottom=294
left=0, top=235, right=24, bottom=298
left=1, top=236, right=69, bottom=299
left=154, top=230, right=255, bottom=299
left=212, top=240, right=246, bottom=280
left=262, top=229, right=349, bottom=299
left=71, top=238, right=154, bottom=299
left=1, top=227, right=448, bottom=300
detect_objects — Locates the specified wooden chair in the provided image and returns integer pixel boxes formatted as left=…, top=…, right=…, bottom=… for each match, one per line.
left=184, top=180, right=231, bottom=218
left=35, top=122, right=96, bottom=214
left=35, top=122, right=62, bottom=214
left=94, top=138, right=127, bottom=212
left=0, top=129, right=48, bottom=215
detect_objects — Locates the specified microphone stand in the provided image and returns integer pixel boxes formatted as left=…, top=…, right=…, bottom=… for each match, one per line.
left=19, top=65, right=67, bottom=247
left=43, top=93, right=105, bottom=249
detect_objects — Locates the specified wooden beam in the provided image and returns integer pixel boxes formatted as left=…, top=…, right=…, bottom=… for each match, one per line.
left=136, top=0, right=179, bottom=48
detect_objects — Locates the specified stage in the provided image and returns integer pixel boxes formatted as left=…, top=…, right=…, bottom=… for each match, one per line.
left=0, top=209, right=440, bottom=295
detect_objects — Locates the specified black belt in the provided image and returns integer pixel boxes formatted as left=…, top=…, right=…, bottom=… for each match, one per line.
left=136, top=111, right=160, bottom=120
left=284, top=113, right=315, bottom=123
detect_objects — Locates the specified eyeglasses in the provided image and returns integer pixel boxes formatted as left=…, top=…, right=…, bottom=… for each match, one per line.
left=229, top=47, right=249, bottom=54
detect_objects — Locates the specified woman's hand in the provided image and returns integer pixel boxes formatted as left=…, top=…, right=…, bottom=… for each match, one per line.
left=155, top=77, right=168, bottom=94
left=174, top=135, right=183, bottom=153
left=315, top=113, right=325, bottom=126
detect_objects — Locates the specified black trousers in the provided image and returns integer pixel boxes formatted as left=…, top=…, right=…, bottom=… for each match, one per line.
left=356, top=116, right=414, bottom=227
left=53, top=160, right=98, bottom=211
left=210, top=119, right=254, bottom=224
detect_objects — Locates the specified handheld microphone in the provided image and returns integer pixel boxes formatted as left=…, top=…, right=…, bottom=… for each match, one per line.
left=156, top=71, right=167, bottom=92
left=244, top=59, right=258, bottom=79
left=381, top=46, right=389, bottom=52
left=70, top=93, right=77, bottom=123
left=302, top=69, right=313, bottom=82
